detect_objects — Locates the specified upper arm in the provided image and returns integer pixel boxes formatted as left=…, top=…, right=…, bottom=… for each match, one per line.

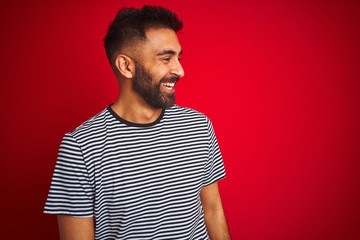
left=203, top=117, right=226, bottom=186
left=200, top=182, right=231, bottom=239
left=200, top=182, right=223, bottom=213
left=57, top=215, right=94, bottom=240
left=44, top=134, right=94, bottom=217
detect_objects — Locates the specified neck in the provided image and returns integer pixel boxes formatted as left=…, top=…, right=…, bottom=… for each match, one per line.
left=111, top=89, right=163, bottom=124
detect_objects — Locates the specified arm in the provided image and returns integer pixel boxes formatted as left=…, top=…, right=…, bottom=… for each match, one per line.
left=200, top=182, right=231, bottom=240
left=57, top=215, right=94, bottom=240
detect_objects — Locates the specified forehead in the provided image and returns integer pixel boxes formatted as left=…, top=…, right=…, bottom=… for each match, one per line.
left=142, top=28, right=182, bottom=56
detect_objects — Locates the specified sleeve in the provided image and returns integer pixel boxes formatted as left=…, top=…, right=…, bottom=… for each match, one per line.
left=202, top=117, right=226, bottom=186
left=44, top=133, right=94, bottom=217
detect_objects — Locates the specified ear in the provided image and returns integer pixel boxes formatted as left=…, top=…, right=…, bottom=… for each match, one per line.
left=114, top=54, right=135, bottom=79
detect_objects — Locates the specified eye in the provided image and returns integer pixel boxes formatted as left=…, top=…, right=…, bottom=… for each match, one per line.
left=178, top=57, right=182, bottom=61
left=162, top=58, right=171, bottom=62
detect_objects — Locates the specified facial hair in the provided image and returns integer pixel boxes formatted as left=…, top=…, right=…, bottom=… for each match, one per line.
left=132, top=64, right=179, bottom=109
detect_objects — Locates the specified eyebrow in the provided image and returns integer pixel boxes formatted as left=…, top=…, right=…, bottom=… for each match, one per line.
left=156, top=49, right=183, bottom=57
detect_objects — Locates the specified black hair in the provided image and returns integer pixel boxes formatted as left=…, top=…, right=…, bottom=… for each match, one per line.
left=104, top=5, right=183, bottom=66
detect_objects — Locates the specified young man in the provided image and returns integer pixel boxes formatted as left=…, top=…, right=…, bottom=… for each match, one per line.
left=44, top=6, right=230, bottom=239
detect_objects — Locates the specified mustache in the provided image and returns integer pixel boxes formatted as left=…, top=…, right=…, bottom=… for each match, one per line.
left=160, top=77, right=179, bottom=84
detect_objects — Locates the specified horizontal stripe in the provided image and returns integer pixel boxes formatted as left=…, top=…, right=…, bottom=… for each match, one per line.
left=44, top=105, right=225, bottom=239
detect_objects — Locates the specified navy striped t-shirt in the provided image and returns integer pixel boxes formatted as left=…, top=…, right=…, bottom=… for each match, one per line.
left=44, top=105, right=225, bottom=239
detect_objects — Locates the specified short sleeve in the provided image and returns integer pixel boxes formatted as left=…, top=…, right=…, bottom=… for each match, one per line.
left=44, top=133, right=94, bottom=217
left=202, top=117, right=226, bottom=186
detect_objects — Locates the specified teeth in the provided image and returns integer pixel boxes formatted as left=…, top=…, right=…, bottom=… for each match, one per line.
left=162, top=82, right=175, bottom=87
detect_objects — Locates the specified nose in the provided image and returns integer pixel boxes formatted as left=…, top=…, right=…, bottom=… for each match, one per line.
left=171, top=59, right=185, bottom=78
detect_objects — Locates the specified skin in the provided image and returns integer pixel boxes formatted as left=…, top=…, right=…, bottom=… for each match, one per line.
left=111, top=27, right=184, bottom=124
left=57, top=215, right=94, bottom=240
left=57, top=27, right=231, bottom=239
left=201, top=182, right=232, bottom=239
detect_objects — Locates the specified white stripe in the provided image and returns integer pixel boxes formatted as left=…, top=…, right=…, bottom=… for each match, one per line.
left=44, top=105, right=225, bottom=239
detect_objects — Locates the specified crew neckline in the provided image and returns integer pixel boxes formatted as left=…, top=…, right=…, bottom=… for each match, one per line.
left=107, top=104, right=165, bottom=127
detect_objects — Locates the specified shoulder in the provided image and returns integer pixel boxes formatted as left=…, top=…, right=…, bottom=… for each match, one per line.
left=164, top=105, right=213, bottom=131
left=165, top=105, right=209, bottom=121
left=67, top=107, right=113, bottom=141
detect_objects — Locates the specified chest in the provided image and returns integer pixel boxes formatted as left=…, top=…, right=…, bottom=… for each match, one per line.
left=85, top=128, right=209, bottom=204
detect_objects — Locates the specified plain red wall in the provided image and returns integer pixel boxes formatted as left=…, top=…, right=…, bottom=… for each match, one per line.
left=1, top=0, right=359, bottom=239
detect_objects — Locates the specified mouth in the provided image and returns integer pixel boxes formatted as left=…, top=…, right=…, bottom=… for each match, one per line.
left=161, top=82, right=176, bottom=91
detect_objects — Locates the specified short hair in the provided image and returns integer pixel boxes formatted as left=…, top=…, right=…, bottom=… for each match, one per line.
left=104, top=5, right=183, bottom=66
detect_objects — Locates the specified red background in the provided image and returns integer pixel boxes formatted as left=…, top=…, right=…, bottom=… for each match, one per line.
left=1, top=0, right=359, bottom=239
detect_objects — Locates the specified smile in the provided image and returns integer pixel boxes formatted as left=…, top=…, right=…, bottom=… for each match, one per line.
left=162, top=82, right=175, bottom=90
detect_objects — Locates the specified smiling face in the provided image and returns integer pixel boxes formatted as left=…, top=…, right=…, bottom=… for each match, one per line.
left=132, top=28, right=184, bottom=109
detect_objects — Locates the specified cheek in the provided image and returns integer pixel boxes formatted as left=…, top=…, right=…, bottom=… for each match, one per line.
left=149, top=65, right=171, bottom=80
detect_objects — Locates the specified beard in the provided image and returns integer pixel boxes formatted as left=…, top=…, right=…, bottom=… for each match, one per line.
left=132, top=64, right=179, bottom=109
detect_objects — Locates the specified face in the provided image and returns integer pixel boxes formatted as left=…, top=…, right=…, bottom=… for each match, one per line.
left=132, top=64, right=179, bottom=109
left=132, top=28, right=184, bottom=109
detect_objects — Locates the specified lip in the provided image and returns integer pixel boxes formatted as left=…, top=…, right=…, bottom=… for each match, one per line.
left=161, top=82, right=176, bottom=93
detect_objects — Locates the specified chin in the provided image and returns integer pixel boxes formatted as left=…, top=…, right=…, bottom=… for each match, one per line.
left=162, top=95, right=176, bottom=108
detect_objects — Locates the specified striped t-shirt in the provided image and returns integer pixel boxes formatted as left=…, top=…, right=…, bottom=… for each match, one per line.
left=44, top=105, right=225, bottom=239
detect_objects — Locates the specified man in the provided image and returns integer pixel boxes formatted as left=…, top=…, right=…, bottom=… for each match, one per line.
left=44, top=5, right=230, bottom=239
